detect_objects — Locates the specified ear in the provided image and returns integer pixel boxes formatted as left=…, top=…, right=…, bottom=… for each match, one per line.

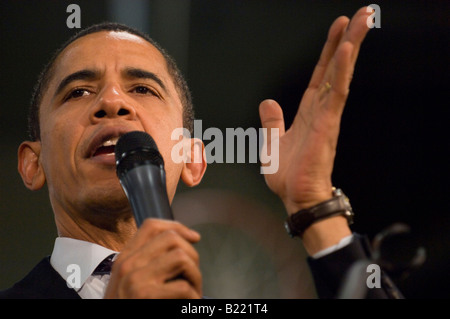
left=180, top=138, right=207, bottom=187
left=17, top=141, right=46, bottom=190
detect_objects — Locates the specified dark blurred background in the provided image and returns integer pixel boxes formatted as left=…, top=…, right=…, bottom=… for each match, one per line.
left=0, top=0, right=448, bottom=298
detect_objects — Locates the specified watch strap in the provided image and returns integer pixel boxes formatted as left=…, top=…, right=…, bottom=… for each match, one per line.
left=285, top=188, right=354, bottom=237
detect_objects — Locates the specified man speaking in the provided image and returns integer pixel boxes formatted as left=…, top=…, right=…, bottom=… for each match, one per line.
left=0, top=6, right=397, bottom=299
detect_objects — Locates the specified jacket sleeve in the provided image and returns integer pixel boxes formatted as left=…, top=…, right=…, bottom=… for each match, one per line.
left=307, top=233, right=404, bottom=299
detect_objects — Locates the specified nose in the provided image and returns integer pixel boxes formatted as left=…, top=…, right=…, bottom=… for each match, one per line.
left=90, top=84, right=136, bottom=122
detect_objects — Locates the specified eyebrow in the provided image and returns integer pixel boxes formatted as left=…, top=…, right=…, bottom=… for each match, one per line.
left=54, top=67, right=168, bottom=98
left=123, top=67, right=167, bottom=94
left=54, top=69, right=100, bottom=97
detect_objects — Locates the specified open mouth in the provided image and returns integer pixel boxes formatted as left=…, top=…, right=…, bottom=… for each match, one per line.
left=85, top=127, right=139, bottom=165
left=92, top=137, right=119, bottom=157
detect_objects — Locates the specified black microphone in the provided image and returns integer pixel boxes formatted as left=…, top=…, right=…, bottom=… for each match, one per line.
left=115, top=131, right=174, bottom=227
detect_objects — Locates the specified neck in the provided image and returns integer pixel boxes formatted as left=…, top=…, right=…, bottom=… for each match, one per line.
left=54, top=207, right=137, bottom=252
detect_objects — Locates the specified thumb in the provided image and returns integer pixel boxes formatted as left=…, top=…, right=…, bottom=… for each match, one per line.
left=259, top=100, right=284, bottom=173
left=259, top=99, right=286, bottom=136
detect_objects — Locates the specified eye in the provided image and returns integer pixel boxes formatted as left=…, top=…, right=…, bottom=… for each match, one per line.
left=65, top=88, right=91, bottom=101
left=132, top=86, right=158, bottom=97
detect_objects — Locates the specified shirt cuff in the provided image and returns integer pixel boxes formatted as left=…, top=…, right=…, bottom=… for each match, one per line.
left=311, top=234, right=354, bottom=259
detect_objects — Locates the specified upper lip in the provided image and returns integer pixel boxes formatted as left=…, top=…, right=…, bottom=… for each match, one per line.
left=84, top=126, right=140, bottom=159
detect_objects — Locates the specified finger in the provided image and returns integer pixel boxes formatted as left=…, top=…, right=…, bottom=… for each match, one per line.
left=121, top=248, right=202, bottom=298
left=339, top=6, right=372, bottom=65
left=163, top=279, right=202, bottom=299
left=161, top=248, right=202, bottom=293
left=259, top=99, right=286, bottom=136
left=259, top=99, right=284, bottom=165
left=318, top=7, right=371, bottom=89
left=148, top=231, right=200, bottom=266
left=327, top=7, right=373, bottom=107
left=115, top=229, right=201, bottom=273
left=140, top=247, right=202, bottom=291
left=328, top=41, right=354, bottom=115
left=117, top=272, right=202, bottom=299
left=121, top=218, right=200, bottom=257
left=308, top=16, right=349, bottom=89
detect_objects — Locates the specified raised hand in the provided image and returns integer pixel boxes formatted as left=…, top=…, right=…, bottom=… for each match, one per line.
left=260, top=7, right=372, bottom=214
left=259, top=7, right=373, bottom=253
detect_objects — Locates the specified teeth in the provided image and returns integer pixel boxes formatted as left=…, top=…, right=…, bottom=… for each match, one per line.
left=101, top=136, right=119, bottom=147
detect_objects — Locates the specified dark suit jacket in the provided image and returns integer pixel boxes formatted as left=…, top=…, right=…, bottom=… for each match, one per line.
left=307, top=233, right=399, bottom=299
left=0, top=233, right=398, bottom=299
left=0, top=256, right=80, bottom=299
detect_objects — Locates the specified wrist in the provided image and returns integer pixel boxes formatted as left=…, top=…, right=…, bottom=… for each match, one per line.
left=284, top=187, right=354, bottom=242
left=283, top=193, right=334, bottom=216
left=283, top=185, right=336, bottom=216
left=301, top=216, right=352, bottom=256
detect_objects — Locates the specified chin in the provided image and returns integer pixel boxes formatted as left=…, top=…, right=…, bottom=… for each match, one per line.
left=80, top=186, right=134, bottom=230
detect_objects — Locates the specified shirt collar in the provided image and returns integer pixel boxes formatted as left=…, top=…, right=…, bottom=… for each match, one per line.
left=50, top=237, right=118, bottom=287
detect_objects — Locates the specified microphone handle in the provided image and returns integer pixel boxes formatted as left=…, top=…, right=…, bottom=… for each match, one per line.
left=119, top=164, right=174, bottom=227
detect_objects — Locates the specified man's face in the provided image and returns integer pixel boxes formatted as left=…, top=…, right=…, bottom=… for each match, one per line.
left=37, top=31, right=185, bottom=220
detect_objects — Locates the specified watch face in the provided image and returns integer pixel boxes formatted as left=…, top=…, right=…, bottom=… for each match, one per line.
left=284, top=221, right=295, bottom=237
left=172, top=188, right=317, bottom=299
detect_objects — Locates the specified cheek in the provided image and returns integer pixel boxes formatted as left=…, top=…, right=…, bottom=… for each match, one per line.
left=39, top=114, right=81, bottom=181
left=139, top=109, right=184, bottom=196
left=148, top=125, right=184, bottom=175
left=161, top=144, right=184, bottom=201
left=139, top=105, right=183, bottom=157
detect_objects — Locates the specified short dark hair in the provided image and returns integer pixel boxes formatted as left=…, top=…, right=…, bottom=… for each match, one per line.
left=28, top=22, right=194, bottom=141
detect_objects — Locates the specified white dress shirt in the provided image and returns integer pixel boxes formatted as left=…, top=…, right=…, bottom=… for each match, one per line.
left=50, top=237, right=118, bottom=299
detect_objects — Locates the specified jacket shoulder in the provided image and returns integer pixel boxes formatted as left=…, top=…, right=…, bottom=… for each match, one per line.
left=0, top=256, right=80, bottom=299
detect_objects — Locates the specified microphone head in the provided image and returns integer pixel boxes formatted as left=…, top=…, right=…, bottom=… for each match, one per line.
left=115, top=131, right=164, bottom=177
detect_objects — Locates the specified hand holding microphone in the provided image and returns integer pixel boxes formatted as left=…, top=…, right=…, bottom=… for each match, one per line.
left=104, top=131, right=202, bottom=299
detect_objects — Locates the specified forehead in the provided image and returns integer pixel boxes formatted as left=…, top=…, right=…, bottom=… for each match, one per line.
left=51, top=31, right=169, bottom=83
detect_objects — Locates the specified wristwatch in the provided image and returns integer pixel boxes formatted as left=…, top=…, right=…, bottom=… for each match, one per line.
left=284, top=187, right=354, bottom=238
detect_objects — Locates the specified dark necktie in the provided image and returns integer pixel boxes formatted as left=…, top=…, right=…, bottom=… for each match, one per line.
left=92, top=254, right=115, bottom=276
